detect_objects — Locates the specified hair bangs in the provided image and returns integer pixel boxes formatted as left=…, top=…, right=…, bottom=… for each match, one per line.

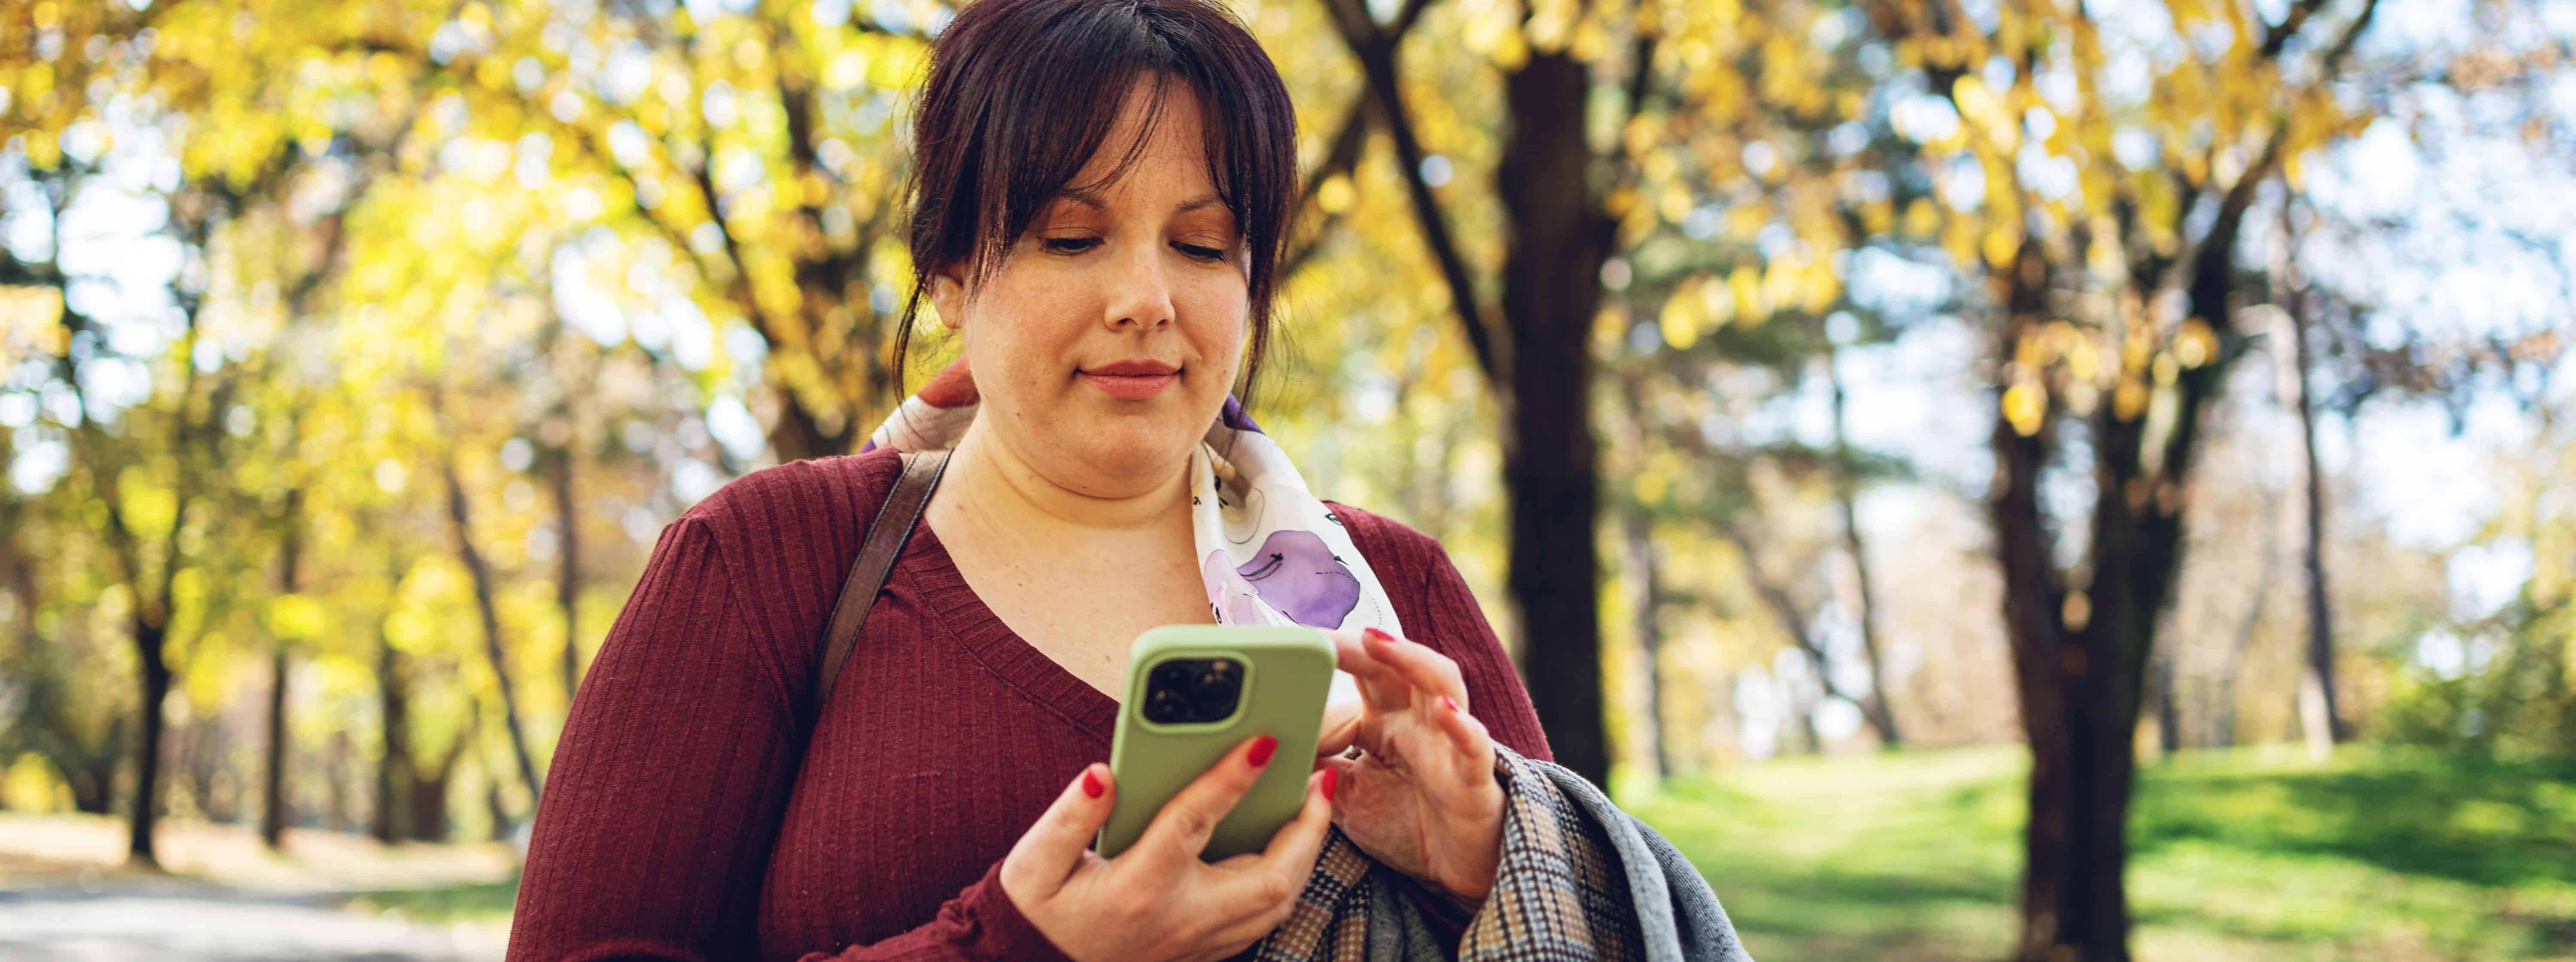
left=898, top=0, right=1300, bottom=402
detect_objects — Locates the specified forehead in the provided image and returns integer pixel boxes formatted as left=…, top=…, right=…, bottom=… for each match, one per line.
left=1063, top=77, right=1215, bottom=201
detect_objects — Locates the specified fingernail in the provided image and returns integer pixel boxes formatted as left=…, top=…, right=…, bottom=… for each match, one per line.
left=1442, top=695, right=1460, bottom=713
left=1081, top=768, right=1104, bottom=798
left=1248, top=735, right=1279, bottom=768
left=1321, top=767, right=1339, bottom=802
left=1362, top=627, right=1394, bottom=645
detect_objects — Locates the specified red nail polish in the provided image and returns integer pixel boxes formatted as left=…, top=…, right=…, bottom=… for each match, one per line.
left=1321, top=767, right=1339, bottom=802
left=1442, top=696, right=1460, bottom=713
left=1248, top=735, right=1279, bottom=768
left=1363, top=627, right=1394, bottom=645
left=1081, top=769, right=1104, bottom=798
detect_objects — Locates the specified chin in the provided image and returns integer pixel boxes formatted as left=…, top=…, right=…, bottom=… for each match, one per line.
left=1048, top=421, right=1199, bottom=493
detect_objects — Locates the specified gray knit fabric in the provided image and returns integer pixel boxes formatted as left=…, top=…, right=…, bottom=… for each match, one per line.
left=1254, top=744, right=1753, bottom=962
left=1518, top=748, right=1753, bottom=962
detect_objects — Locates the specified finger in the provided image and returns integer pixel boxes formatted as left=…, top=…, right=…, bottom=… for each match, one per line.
left=1127, top=734, right=1278, bottom=874
left=1316, top=755, right=1359, bottom=817
left=1434, top=695, right=1497, bottom=770
left=1330, top=629, right=1414, bottom=713
left=1364, top=628, right=1468, bottom=712
left=1205, top=768, right=1337, bottom=947
left=1000, top=763, right=1113, bottom=898
left=1315, top=700, right=1363, bottom=759
left=1258, top=767, right=1336, bottom=865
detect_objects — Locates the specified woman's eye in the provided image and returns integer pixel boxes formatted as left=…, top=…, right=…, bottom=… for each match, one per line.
left=1042, top=237, right=1100, bottom=254
left=1174, top=242, right=1228, bottom=262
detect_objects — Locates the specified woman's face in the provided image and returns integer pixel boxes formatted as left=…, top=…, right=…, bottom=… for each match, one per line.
left=930, top=78, right=1249, bottom=499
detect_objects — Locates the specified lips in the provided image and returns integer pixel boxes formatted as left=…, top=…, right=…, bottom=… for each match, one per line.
left=1080, top=360, right=1180, bottom=400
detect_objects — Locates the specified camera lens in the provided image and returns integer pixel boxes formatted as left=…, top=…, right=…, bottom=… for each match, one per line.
left=1191, top=660, right=1242, bottom=718
left=1145, top=687, right=1191, bottom=724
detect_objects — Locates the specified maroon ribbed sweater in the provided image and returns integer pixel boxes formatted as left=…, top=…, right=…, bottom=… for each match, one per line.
left=507, top=447, right=1552, bottom=962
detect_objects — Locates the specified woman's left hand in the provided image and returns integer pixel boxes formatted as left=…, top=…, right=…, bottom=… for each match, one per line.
left=1314, top=627, right=1504, bottom=904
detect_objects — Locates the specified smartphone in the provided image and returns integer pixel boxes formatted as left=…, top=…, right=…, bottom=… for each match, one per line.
left=1098, top=624, right=1336, bottom=861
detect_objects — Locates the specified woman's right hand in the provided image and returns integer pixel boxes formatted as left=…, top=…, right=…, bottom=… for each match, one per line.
left=998, top=736, right=1338, bottom=962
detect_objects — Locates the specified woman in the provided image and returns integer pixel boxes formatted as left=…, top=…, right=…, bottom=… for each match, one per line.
left=509, top=1, right=1666, bottom=959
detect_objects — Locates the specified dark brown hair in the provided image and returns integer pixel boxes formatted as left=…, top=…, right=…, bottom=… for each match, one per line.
left=892, top=0, right=1299, bottom=405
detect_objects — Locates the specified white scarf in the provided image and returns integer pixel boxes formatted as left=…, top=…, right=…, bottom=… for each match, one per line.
left=863, top=361, right=1402, bottom=701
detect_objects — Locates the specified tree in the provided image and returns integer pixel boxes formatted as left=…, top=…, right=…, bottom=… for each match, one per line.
left=1307, top=0, right=1695, bottom=787
left=1851, top=0, right=2385, bottom=953
left=2273, top=193, right=2345, bottom=755
left=1823, top=332, right=1901, bottom=746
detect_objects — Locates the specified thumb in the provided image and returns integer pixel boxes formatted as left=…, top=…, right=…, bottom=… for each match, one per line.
left=1315, top=700, right=1364, bottom=759
left=1001, top=763, right=1114, bottom=899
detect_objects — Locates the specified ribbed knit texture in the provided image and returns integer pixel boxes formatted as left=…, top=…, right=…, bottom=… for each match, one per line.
left=508, top=446, right=1553, bottom=962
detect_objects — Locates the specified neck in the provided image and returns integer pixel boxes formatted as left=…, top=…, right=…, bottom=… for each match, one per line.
left=942, top=417, right=1194, bottom=536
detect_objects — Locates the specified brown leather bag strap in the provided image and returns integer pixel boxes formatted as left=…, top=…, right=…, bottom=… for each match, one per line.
left=813, top=449, right=951, bottom=714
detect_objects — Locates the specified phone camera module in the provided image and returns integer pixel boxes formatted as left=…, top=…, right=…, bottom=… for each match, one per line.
left=1145, top=657, right=1244, bottom=724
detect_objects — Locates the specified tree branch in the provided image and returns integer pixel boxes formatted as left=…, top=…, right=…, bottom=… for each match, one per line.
left=1716, top=520, right=1879, bottom=712
left=2259, top=0, right=2334, bottom=60
left=1281, top=92, right=1374, bottom=280
left=1317, top=0, right=1503, bottom=382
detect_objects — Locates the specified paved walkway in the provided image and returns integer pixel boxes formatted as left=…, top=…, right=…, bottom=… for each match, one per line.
left=0, top=814, right=516, bottom=960
left=0, top=879, right=506, bottom=962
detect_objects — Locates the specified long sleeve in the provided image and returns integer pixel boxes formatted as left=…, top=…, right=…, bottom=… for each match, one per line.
left=793, top=862, right=1071, bottom=962
left=1325, top=503, right=1553, bottom=763
left=506, top=514, right=1072, bottom=962
left=1413, top=542, right=1553, bottom=764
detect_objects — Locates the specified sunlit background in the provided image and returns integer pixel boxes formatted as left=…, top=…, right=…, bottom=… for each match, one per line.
left=1, top=0, right=2571, bottom=958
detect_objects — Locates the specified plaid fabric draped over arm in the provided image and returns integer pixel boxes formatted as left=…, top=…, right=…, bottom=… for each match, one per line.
left=1249, top=745, right=1752, bottom=962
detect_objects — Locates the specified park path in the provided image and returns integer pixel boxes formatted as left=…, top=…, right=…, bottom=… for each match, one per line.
left=0, top=814, right=516, bottom=961
left=0, top=876, right=507, bottom=961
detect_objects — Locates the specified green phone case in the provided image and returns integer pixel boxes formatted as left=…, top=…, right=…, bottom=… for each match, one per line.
left=1099, top=624, right=1336, bottom=861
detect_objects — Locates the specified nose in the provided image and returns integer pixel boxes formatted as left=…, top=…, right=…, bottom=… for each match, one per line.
left=1102, top=240, right=1175, bottom=332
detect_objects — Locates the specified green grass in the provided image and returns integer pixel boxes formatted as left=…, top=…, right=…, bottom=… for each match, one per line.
left=1627, top=745, right=2576, bottom=961
left=345, top=878, right=522, bottom=922
left=304, top=746, right=2576, bottom=959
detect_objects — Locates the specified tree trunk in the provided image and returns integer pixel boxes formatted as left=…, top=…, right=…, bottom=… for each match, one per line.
left=262, top=489, right=305, bottom=849
left=1720, top=520, right=1898, bottom=747
left=1619, top=508, right=1675, bottom=780
left=69, top=715, right=127, bottom=816
left=2280, top=204, right=2345, bottom=755
left=2011, top=656, right=2139, bottom=962
left=2151, top=643, right=2181, bottom=755
left=555, top=446, right=583, bottom=706
left=1317, top=0, right=1627, bottom=788
left=1999, top=132, right=2254, bottom=951
left=325, top=731, right=353, bottom=831
left=1995, top=389, right=2141, bottom=960
left=1825, top=342, right=1902, bottom=747
left=486, top=773, right=516, bottom=843
left=411, top=765, right=454, bottom=844
left=444, top=460, right=545, bottom=808
left=1497, top=50, right=1611, bottom=789
left=126, top=619, right=170, bottom=871
left=411, top=738, right=468, bottom=844
left=2211, top=481, right=2284, bottom=749
left=375, top=630, right=410, bottom=846
left=260, top=648, right=291, bottom=848
left=1794, top=679, right=1829, bottom=755
left=73, top=776, right=116, bottom=816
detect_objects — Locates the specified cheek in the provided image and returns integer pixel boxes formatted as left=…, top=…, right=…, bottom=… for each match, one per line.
left=963, top=284, right=1084, bottom=376
left=1177, top=278, right=1251, bottom=368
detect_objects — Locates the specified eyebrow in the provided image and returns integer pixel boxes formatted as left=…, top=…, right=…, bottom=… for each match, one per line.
left=1052, top=186, right=1227, bottom=216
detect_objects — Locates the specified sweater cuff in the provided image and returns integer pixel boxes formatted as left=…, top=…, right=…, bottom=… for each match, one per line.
left=1402, top=873, right=1484, bottom=939
left=957, top=860, right=1076, bottom=962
